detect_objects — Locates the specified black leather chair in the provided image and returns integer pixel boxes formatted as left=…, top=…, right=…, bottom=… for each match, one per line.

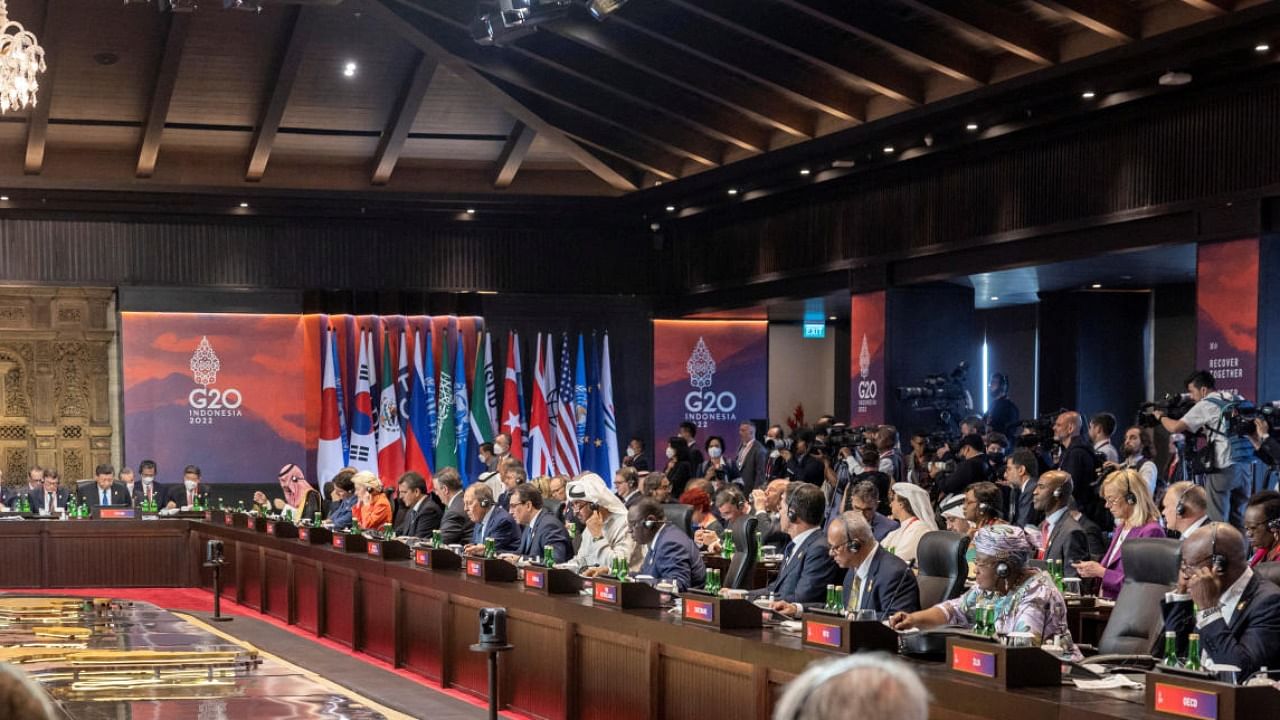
left=915, top=531, right=969, bottom=608
left=663, top=504, right=694, bottom=538
left=1255, top=561, right=1280, bottom=588
left=1089, top=537, right=1179, bottom=660
left=725, top=516, right=759, bottom=590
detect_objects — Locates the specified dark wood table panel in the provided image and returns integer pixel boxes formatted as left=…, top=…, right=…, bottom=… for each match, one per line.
left=447, top=596, right=501, bottom=703
left=506, top=610, right=568, bottom=720
left=575, top=628, right=649, bottom=720
left=358, top=575, right=397, bottom=663
left=399, top=586, right=446, bottom=682
left=237, top=543, right=262, bottom=611
left=264, top=551, right=289, bottom=622
left=322, top=567, right=357, bottom=648
left=293, top=558, right=320, bottom=633
left=661, top=645, right=756, bottom=719
left=0, top=533, right=43, bottom=588
left=0, top=520, right=188, bottom=588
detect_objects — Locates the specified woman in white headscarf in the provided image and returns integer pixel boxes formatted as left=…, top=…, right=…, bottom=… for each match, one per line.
left=564, top=472, right=641, bottom=574
left=879, top=483, right=938, bottom=566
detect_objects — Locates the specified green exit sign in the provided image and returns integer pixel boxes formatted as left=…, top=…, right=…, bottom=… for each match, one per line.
left=802, top=321, right=826, bottom=339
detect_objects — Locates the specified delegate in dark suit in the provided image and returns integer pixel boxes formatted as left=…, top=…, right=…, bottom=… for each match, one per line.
left=749, top=530, right=844, bottom=605
left=1162, top=572, right=1280, bottom=679
left=735, top=442, right=768, bottom=492
left=1010, top=479, right=1044, bottom=528
left=516, top=510, right=573, bottom=563
left=29, top=486, right=70, bottom=515
left=638, top=524, right=706, bottom=592
left=80, top=482, right=130, bottom=509
left=438, top=492, right=474, bottom=545
left=753, top=511, right=789, bottom=547
left=841, top=546, right=921, bottom=619
left=471, top=505, right=522, bottom=554
left=1041, top=510, right=1091, bottom=573
left=127, top=483, right=168, bottom=509
left=395, top=495, right=443, bottom=539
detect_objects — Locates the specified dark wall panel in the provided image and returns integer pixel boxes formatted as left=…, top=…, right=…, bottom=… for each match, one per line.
left=1258, top=235, right=1280, bottom=404
left=886, top=284, right=980, bottom=439
left=1153, top=283, right=1197, bottom=399
left=980, top=304, right=1038, bottom=424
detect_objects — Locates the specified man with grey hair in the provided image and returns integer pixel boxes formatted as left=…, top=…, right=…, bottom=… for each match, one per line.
left=772, top=653, right=928, bottom=720
left=497, top=461, right=528, bottom=511
left=772, top=511, right=919, bottom=619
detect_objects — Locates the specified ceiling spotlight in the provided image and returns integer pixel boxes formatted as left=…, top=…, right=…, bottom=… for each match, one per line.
left=1256, top=43, right=1271, bottom=53
left=238, top=202, right=249, bottom=208
left=342, top=61, right=357, bottom=77
left=827, top=315, right=837, bottom=321
left=466, top=208, right=476, bottom=214
left=831, top=159, right=856, bottom=168
left=990, top=296, right=999, bottom=301
left=1081, top=90, right=1096, bottom=99
left=882, top=145, right=894, bottom=154
left=727, top=188, right=738, bottom=196
left=799, top=168, right=811, bottom=176
left=665, top=205, right=675, bottom=212
left=923, top=133, right=934, bottom=147
left=0, top=196, right=8, bottom=201
left=966, top=122, right=979, bottom=131
left=1090, top=283, right=1102, bottom=289
left=1158, top=70, right=1192, bottom=87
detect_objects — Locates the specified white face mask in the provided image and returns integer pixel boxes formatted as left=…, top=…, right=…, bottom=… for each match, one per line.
left=708, top=447, right=722, bottom=459
left=626, top=447, right=637, bottom=458
left=665, top=447, right=676, bottom=459
left=184, top=479, right=198, bottom=491
left=770, top=450, right=781, bottom=459
left=142, top=476, right=154, bottom=485
left=478, top=456, right=486, bottom=465
left=494, top=444, right=508, bottom=455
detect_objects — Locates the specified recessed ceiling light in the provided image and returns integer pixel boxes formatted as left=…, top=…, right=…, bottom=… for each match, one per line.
left=0, top=196, right=9, bottom=201
left=727, top=188, right=738, bottom=196
left=827, top=315, right=836, bottom=321
left=1159, top=71, right=1192, bottom=87
left=343, top=61, right=357, bottom=77
left=238, top=202, right=249, bottom=208
left=882, top=145, right=894, bottom=154
left=1081, top=90, right=1096, bottom=99
left=1090, top=283, right=1102, bottom=289
left=665, top=205, right=675, bottom=212
left=1256, top=43, right=1271, bottom=53
left=799, top=168, right=811, bottom=176
left=466, top=208, right=476, bottom=214
left=990, top=296, right=999, bottom=301
left=966, top=122, right=979, bottom=131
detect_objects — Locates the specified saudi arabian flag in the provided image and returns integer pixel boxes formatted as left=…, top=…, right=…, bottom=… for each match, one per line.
left=434, top=331, right=458, bottom=472
left=470, top=332, right=495, bottom=446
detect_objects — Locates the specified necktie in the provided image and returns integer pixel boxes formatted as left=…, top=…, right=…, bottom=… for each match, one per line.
left=1038, top=521, right=1050, bottom=560
left=188, top=490, right=194, bottom=506
left=782, top=540, right=796, bottom=566
left=850, top=575, right=863, bottom=611
left=101, top=490, right=109, bottom=506
left=46, top=493, right=53, bottom=514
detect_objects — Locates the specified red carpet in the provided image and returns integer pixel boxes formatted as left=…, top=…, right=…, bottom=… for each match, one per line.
left=3, top=587, right=529, bottom=719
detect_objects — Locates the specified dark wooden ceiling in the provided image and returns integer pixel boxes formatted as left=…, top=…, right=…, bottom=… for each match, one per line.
left=0, top=0, right=1271, bottom=211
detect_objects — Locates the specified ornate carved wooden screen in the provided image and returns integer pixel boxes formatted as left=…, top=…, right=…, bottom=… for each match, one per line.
left=0, top=289, right=114, bottom=491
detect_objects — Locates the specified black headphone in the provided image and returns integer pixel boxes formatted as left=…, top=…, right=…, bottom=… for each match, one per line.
left=978, top=501, right=998, bottom=518
left=1175, top=495, right=1187, bottom=518
left=1268, top=517, right=1280, bottom=533
left=1052, top=484, right=1065, bottom=499
left=1209, top=522, right=1226, bottom=575
left=786, top=492, right=799, bottom=523
left=478, top=495, right=494, bottom=509
left=995, top=560, right=1010, bottom=579
left=841, top=517, right=863, bottom=554
left=1123, top=475, right=1137, bottom=506
left=642, top=517, right=666, bottom=529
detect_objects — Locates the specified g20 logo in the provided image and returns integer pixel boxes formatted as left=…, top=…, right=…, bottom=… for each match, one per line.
left=685, top=391, right=737, bottom=413
left=189, top=388, right=243, bottom=409
left=857, top=380, right=878, bottom=400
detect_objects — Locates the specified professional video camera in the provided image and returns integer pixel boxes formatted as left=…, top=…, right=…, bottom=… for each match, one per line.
left=1136, top=393, right=1195, bottom=429
left=896, top=362, right=974, bottom=435
left=1012, top=410, right=1063, bottom=454
left=1224, top=401, right=1280, bottom=437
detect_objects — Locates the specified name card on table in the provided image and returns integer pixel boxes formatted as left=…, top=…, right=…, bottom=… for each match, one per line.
left=96, top=508, right=136, bottom=520
left=298, top=526, right=332, bottom=545
left=365, top=538, right=410, bottom=561
left=245, top=515, right=266, bottom=532
left=413, top=547, right=461, bottom=572
left=224, top=513, right=236, bottom=527
left=265, top=521, right=298, bottom=539
left=463, top=557, right=518, bottom=583
left=205, top=510, right=220, bottom=523
left=589, top=577, right=664, bottom=609
left=679, top=592, right=762, bottom=630
left=523, top=566, right=583, bottom=594
left=1145, top=669, right=1280, bottom=720
left=332, top=533, right=367, bottom=553
left=944, top=637, right=1060, bottom=689
left=800, top=613, right=900, bottom=654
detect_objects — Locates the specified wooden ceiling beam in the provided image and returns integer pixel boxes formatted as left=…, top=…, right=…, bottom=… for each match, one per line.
left=24, top=0, right=61, bottom=175
left=775, top=0, right=990, bottom=83
left=894, top=0, right=1058, bottom=66
left=1176, top=0, right=1233, bottom=14
left=548, top=20, right=816, bottom=138
left=366, top=0, right=638, bottom=191
left=654, top=0, right=923, bottom=105
left=137, top=14, right=191, bottom=179
left=372, top=53, right=439, bottom=186
left=492, top=121, right=536, bottom=189
left=1026, top=0, right=1140, bottom=42
left=246, top=6, right=317, bottom=182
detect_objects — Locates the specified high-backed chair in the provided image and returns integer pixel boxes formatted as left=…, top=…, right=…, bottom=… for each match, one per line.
left=915, top=531, right=969, bottom=609
left=1253, top=561, right=1280, bottom=588
left=1090, top=537, right=1179, bottom=659
left=662, top=504, right=694, bottom=538
left=724, top=516, right=759, bottom=590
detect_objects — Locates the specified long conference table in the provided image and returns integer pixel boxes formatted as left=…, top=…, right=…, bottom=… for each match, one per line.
left=0, top=519, right=1169, bottom=720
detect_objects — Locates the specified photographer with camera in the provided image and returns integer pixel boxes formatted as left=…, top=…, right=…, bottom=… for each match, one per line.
left=1155, top=370, right=1249, bottom=527
left=984, top=372, right=1021, bottom=437
left=1247, top=416, right=1280, bottom=469
left=787, top=431, right=825, bottom=486
left=934, top=434, right=989, bottom=498
left=1052, top=411, right=1106, bottom=530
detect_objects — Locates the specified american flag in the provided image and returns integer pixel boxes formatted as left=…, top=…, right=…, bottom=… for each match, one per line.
left=552, top=333, right=581, bottom=476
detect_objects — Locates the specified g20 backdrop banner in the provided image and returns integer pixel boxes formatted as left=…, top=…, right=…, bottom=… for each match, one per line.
left=121, top=313, right=484, bottom=484
left=850, top=291, right=887, bottom=425
left=653, top=320, right=767, bottom=455
left=1196, top=238, right=1258, bottom=401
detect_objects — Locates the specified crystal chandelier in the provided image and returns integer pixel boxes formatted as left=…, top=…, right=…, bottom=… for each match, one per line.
left=0, top=0, right=45, bottom=114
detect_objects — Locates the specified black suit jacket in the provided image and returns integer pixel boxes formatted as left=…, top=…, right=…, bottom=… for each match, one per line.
left=1162, top=573, right=1280, bottom=679
left=1042, top=512, right=1091, bottom=571
left=81, top=482, right=131, bottom=509
left=1075, top=512, right=1107, bottom=561
left=438, top=493, right=474, bottom=545
left=29, top=487, right=70, bottom=515
left=124, top=482, right=168, bottom=509
left=749, top=530, right=844, bottom=604
left=516, top=510, right=574, bottom=563
left=787, top=454, right=824, bottom=486
left=840, top=546, right=921, bottom=618
left=1059, top=440, right=1105, bottom=528
left=165, top=484, right=212, bottom=509
left=936, top=454, right=990, bottom=497
left=395, top=495, right=444, bottom=539
left=472, top=506, right=522, bottom=553
left=735, top=442, right=768, bottom=492
left=1010, top=479, right=1044, bottom=528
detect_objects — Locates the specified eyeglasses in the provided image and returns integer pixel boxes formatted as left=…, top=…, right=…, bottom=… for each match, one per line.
left=1103, top=495, right=1126, bottom=507
left=1179, top=554, right=1212, bottom=575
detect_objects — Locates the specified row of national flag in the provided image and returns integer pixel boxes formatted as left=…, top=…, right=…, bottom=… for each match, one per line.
left=317, top=325, right=620, bottom=490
